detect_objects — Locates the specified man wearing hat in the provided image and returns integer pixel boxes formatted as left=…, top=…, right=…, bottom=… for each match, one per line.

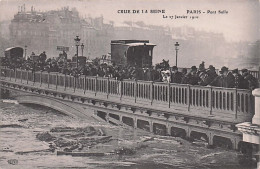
left=210, top=66, right=234, bottom=88
left=232, top=68, right=248, bottom=89
left=241, top=69, right=249, bottom=77
left=171, top=66, right=182, bottom=83
left=242, top=69, right=259, bottom=90
left=185, top=66, right=199, bottom=85
left=191, top=66, right=197, bottom=72
left=202, top=65, right=218, bottom=85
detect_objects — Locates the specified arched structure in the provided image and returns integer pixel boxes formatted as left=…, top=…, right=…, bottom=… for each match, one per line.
left=13, top=94, right=92, bottom=119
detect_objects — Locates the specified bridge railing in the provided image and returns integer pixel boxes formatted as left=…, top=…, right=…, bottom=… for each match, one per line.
left=169, top=83, right=189, bottom=109
left=108, top=78, right=120, bottom=96
left=1, top=68, right=254, bottom=122
left=96, top=77, right=109, bottom=94
left=136, top=81, right=152, bottom=101
left=153, top=82, right=169, bottom=103
left=84, top=76, right=96, bottom=93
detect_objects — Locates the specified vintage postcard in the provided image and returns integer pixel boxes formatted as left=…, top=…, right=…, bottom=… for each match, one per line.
left=0, top=0, right=259, bottom=168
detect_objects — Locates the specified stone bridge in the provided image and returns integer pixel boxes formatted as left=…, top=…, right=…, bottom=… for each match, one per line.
left=0, top=68, right=257, bottom=150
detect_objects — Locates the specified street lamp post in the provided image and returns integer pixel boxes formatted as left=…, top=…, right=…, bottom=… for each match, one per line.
left=24, top=45, right=27, bottom=59
left=74, top=36, right=81, bottom=68
left=174, top=42, right=180, bottom=67
left=81, top=43, right=84, bottom=57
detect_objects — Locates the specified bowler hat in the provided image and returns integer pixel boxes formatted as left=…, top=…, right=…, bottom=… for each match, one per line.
left=241, top=69, right=248, bottom=73
left=191, top=66, right=197, bottom=71
left=232, top=69, right=239, bottom=74
left=221, top=66, right=228, bottom=72
left=208, top=65, right=215, bottom=71
left=172, top=66, right=178, bottom=70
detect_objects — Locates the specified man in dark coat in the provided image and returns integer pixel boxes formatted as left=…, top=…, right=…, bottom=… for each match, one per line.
left=181, top=68, right=188, bottom=84
left=171, top=66, right=182, bottom=83
left=151, top=67, right=161, bottom=82
left=232, top=69, right=248, bottom=89
left=210, top=66, right=235, bottom=88
left=135, top=68, right=145, bottom=80
left=242, top=69, right=259, bottom=90
left=184, top=66, right=199, bottom=85
left=207, top=65, right=218, bottom=83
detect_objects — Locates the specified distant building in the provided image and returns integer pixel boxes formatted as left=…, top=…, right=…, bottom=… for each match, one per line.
left=111, top=40, right=156, bottom=68
left=9, top=5, right=113, bottom=59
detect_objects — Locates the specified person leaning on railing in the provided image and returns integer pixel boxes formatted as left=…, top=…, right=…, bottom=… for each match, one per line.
left=209, top=66, right=235, bottom=88
left=170, top=66, right=182, bottom=83
left=184, top=66, right=199, bottom=85
left=231, top=69, right=248, bottom=89
left=241, top=69, right=259, bottom=90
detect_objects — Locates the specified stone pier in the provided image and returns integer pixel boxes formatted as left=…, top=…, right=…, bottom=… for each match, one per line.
left=237, top=88, right=260, bottom=168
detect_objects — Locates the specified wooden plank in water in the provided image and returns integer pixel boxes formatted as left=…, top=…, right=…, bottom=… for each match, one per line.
left=57, top=151, right=106, bottom=157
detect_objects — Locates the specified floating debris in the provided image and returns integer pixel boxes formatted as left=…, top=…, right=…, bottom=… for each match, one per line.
left=7, top=159, right=18, bottom=165
left=18, top=118, right=28, bottom=122
left=36, top=132, right=55, bottom=142
left=16, top=149, right=51, bottom=155
left=36, top=126, right=112, bottom=154
left=57, top=151, right=106, bottom=157
left=2, top=99, right=19, bottom=104
left=0, top=124, right=25, bottom=128
left=1, top=147, right=13, bottom=152
left=115, top=147, right=136, bottom=155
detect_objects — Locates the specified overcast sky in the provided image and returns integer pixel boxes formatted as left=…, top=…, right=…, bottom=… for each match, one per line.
left=0, top=0, right=259, bottom=42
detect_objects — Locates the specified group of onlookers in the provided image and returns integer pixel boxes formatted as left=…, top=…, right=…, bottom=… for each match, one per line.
left=159, top=63, right=258, bottom=90
left=1, top=53, right=259, bottom=90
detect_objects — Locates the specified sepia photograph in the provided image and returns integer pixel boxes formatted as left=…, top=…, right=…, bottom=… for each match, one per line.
left=0, top=0, right=259, bottom=168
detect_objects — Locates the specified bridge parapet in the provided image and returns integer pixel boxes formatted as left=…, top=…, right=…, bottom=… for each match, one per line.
left=1, top=68, right=254, bottom=123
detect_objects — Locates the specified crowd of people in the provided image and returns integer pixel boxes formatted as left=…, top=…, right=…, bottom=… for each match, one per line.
left=1, top=52, right=259, bottom=90
left=167, top=64, right=258, bottom=90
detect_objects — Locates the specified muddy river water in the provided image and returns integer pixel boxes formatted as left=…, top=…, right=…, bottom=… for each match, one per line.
left=0, top=101, right=256, bottom=169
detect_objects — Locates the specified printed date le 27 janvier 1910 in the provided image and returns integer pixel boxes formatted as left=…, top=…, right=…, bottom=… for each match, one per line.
left=163, top=10, right=228, bottom=20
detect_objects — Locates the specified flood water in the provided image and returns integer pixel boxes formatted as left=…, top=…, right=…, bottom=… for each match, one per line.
left=0, top=101, right=256, bottom=169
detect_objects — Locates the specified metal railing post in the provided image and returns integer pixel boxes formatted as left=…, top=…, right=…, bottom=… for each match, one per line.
left=150, top=82, right=154, bottom=105
left=68, top=75, right=70, bottom=88
left=9, top=69, right=12, bottom=81
left=40, top=71, right=42, bottom=87
left=33, top=72, right=35, bottom=85
left=74, top=76, right=76, bottom=92
left=168, top=82, right=170, bottom=108
left=107, top=77, right=109, bottom=98
left=64, top=74, right=66, bottom=91
left=209, top=87, right=213, bottom=115
left=134, top=80, right=137, bottom=103
left=235, top=88, right=238, bottom=119
left=26, top=70, right=29, bottom=84
left=21, top=70, right=23, bottom=83
left=95, top=76, right=97, bottom=96
left=14, top=69, right=17, bottom=82
left=84, top=75, right=86, bottom=94
left=119, top=80, right=123, bottom=100
left=187, top=85, right=191, bottom=111
left=56, top=73, right=58, bottom=90
left=48, top=72, right=50, bottom=88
